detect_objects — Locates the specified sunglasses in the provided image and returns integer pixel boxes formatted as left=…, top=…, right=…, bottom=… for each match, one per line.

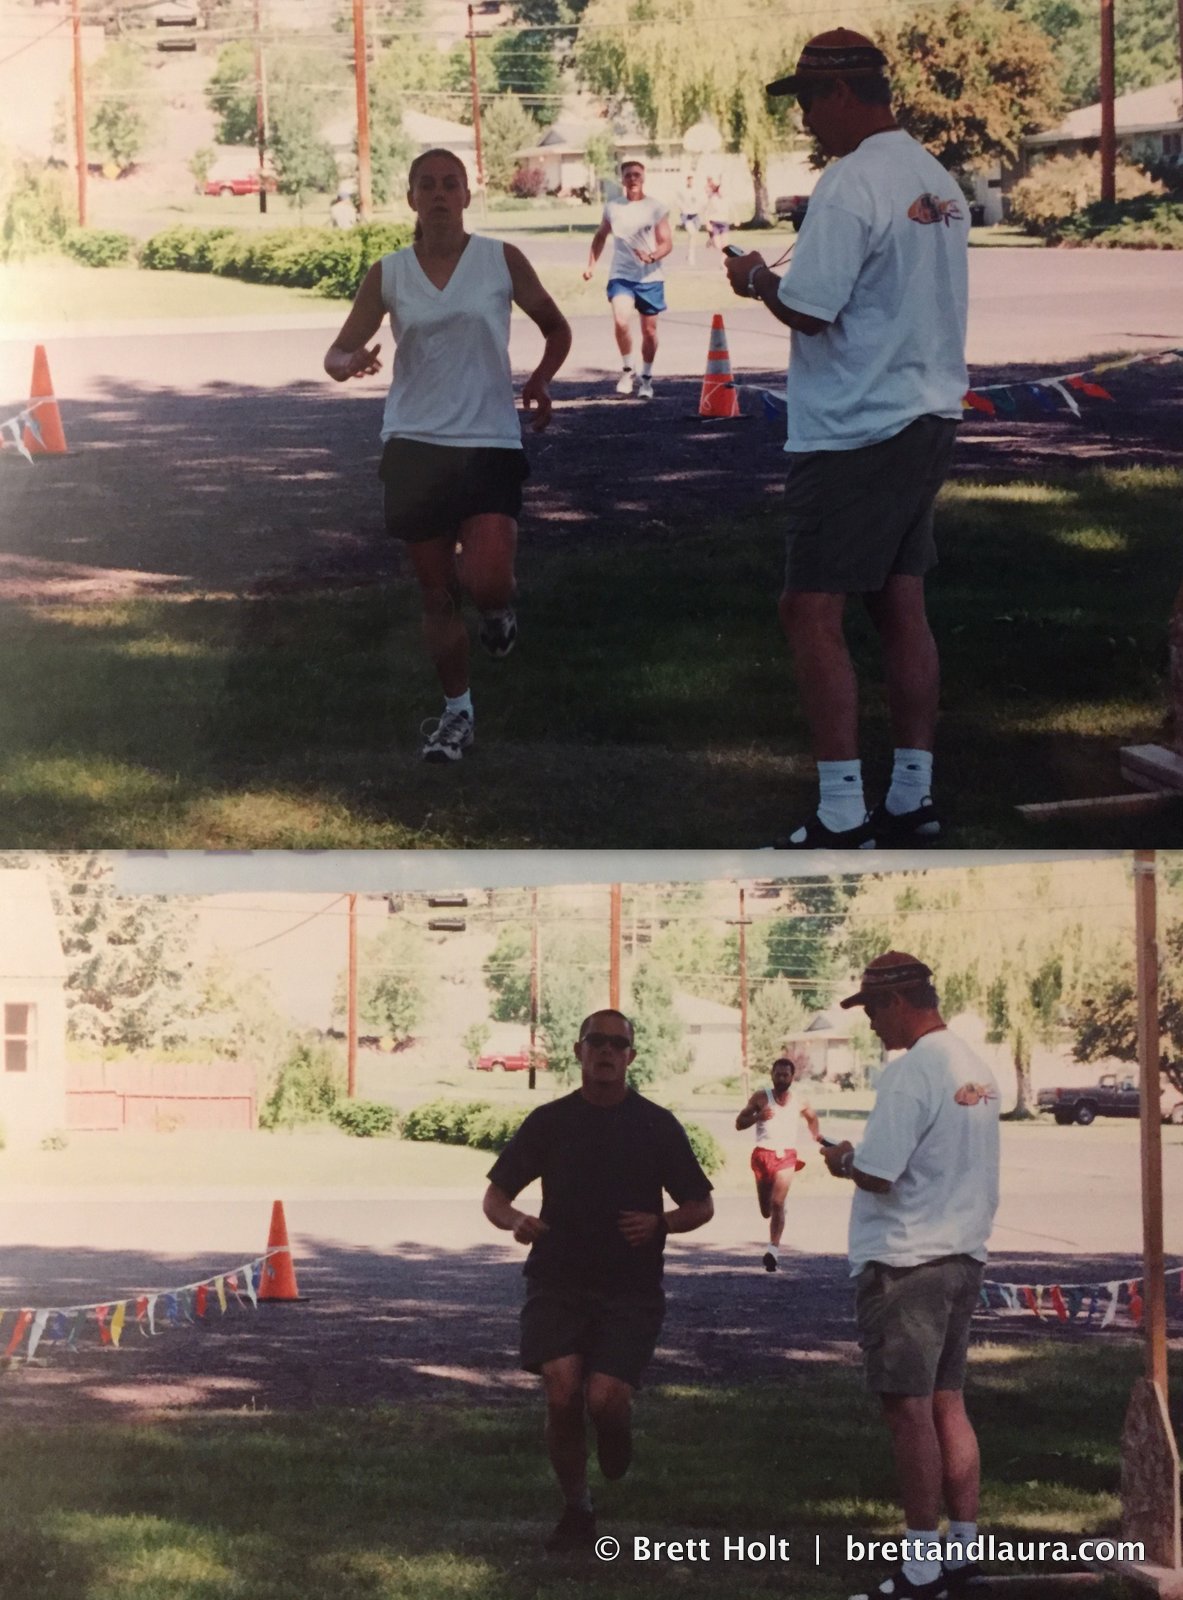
left=581, top=1032, right=632, bottom=1051
left=863, top=994, right=895, bottom=1016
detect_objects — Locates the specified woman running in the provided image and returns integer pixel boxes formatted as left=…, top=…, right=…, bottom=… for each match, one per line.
left=324, top=149, right=572, bottom=762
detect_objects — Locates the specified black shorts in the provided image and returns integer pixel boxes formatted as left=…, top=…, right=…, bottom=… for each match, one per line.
left=520, top=1282, right=665, bottom=1389
left=783, top=413, right=959, bottom=594
left=378, top=438, right=530, bottom=544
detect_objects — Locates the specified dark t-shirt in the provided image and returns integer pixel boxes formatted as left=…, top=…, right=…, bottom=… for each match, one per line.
left=487, top=1088, right=713, bottom=1294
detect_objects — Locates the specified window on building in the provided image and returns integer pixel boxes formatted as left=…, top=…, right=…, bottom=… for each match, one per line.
left=4, top=1003, right=35, bottom=1073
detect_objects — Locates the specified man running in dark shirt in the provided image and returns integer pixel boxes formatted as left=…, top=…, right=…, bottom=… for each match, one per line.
left=484, top=1007, right=715, bottom=1552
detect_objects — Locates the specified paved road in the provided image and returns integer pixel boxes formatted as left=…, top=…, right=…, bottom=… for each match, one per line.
left=1, top=1124, right=1177, bottom=1423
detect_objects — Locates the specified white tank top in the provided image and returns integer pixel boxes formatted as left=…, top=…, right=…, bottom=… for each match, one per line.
left=379, top=234, right=522, bottom=449
left=754, top=1089, right=802, bottom=1156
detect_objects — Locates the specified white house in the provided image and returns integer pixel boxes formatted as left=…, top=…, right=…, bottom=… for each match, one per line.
left=1022, top=79, right=1183, bottom=171
left=0, top=870, right=67, bottom=1142
left=672, top=991, right=741, bottom=1078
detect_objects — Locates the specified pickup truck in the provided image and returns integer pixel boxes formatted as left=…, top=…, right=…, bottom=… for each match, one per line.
left=1036, top=1073, right=1183, bottom=1126
left=475, top=1049, right=547, bottom=1073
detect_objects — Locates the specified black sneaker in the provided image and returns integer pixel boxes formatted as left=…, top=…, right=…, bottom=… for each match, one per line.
left=849, top=1570, right=948, bottom=1600
left=544, top=1505, right=597, bottom=1553
left=596, top=1419, right=632, bottom=1480
left=941, top=1561, right=981, bottom=1592
left=762, top=1250, right=778, bottom=1272
left=478, top=608, right=517, bottom=659
left=867, top=797, right=942, bottom=844
left=767, top=813, right=877, bottom=850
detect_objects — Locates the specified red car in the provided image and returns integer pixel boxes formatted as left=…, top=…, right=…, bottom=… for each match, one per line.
left=204, top=173, right=276, bottom=197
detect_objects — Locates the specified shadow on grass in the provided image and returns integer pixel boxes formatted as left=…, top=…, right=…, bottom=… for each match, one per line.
left=0, top=363, right=1180, bottom=845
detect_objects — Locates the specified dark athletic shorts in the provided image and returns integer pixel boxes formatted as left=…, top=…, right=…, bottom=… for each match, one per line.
left=520, top=1282, right=666, bottom=1388
left=783, top=413, right=959, bottom=594
left=855, top=1253, right=984, bottom=1395
left=378, top=437, right=529, bottom=543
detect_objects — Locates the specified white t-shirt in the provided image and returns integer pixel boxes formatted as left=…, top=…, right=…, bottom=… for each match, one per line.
left=778, top=129, right=969, bottom=453
left=604, top=196, right=668, bottom=283
left=379, top=233, right=521, bottom=448
left=848, top=1029, right=1000, bottom=1276
left=753, top=1088, right=803, bottom=1155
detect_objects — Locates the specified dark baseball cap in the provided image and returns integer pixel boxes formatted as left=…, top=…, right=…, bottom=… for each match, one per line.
left=839, top=951, right=933, bottom=1009
left=767, top=28, right=888, bottom=97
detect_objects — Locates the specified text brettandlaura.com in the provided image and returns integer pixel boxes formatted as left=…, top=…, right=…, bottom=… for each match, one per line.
left=606, top=1535, right=1146, bottom=1566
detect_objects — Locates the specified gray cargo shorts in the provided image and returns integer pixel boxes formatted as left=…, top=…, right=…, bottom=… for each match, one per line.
left=855, top=1253, right=984, bottom=1395
left=783, top=414, right=959, bottom=594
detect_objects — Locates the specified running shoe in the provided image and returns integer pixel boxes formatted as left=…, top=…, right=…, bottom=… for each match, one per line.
left=762, top=1250, right=778, bottom=1273
left=615, top=370, right=635, bottom=396
left=637, top=376, right=654, bottom=399
left=766, top=813, right=877, bottom=849
left=478, top=608, right=517, bottom=659
left=866, top=796, right=942, bottom=844
left=420, top=708, right=473, bottom=763
left=848, top=1570, right=947, bottom=1600
left=545, top=1505, right=597, bottom=1552
left=596, top=1419, right=632, bottom=1481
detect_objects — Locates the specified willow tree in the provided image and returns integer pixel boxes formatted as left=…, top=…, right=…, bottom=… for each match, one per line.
left=573, top=0, right=803, bottom=222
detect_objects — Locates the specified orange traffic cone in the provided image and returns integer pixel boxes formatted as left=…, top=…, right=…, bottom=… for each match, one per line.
left=698, top=313, right=741, bottom=419
left=22, top=345, right=67, bottom=456
left=258, top=1200, right=303, bottom=1301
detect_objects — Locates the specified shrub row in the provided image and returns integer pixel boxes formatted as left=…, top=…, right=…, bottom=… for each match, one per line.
left=1007, top=154, right=1168, bottom=243
left=139, top=220, right=414, bottom=297
left=62, top=227, right=135, bottom=267
left=401, top=1099, right=529, bottom=1154
left=328, top=1100, right=399, bottom=1138
left=1057, top=194, right=1183, bottom=250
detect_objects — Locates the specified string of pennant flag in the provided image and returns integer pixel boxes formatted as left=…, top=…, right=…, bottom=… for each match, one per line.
left=742, top=344, right=1183, bottom=424
left=0, top=1248, right=284, bottom=1362
left=0, top=397, right=52, bottom=463
left=977, top=1263, right=1183, bottom=1329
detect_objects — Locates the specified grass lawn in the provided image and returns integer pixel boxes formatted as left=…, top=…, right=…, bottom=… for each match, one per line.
left=0, top=263, right=334, bottom=326
left=0, top=1343, right=1170, bottom=1599
left=0, top=467, right=1179, bottom=847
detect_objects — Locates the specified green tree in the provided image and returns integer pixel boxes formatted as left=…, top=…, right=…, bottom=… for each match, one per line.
left=0, top=854, right=199, bottom=1050
left=628, top=958, right=691, bottom=1086
left=491, top=30, right=560, bottom=122
left=205, top=40, right=257, bottom=144
left=188, top=951, right=294, bottom=1096
left=367, top=38, right=444, bottom=201
left=647, top=919, right=735, bottom=1007
left=336, top=921, right=425, bottom=1041
left=271, top=92, right=339, bottom=207
left=88, top=42, right=157, bottom=168
left=484, top=924, right=532, bottom=1021
left=462, top=1021, right=492, bottom=1065
left=574, top=0, right=801, bottom=221
left=482, top=93, right=541, bottom=191
left=748, top=975, right=809, bottom=1068
left=189, top=144, right=217, bottom=192
left=1069, top=920, right=1183, bottom=1099
left=875, top=2, right=1062, bottom=172
left=757, top=878, right=853, bottom=1013
left=999, top=0, right=1179, bottom=109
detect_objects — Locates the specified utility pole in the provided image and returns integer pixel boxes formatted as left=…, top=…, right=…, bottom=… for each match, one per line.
left=352, top=0, right=372, bottom=220
left=609, top=884, right=622, bottom=1010
left=347, top=893, right=358, bottom=1099
left=253, top=0, right=268, bottom=214
left=464, top=5, right=480, bottom=190
left=71, top=0, right=86, bottom=227
left=1100, top=0, right=1116, bottom=204
left=528, top=889, right=539, bottom=1091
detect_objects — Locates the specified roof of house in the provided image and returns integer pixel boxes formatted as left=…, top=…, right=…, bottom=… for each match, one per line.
left=1026, top=79, right=1183, bottom=147
left=0, top=871, right=67, bottom=981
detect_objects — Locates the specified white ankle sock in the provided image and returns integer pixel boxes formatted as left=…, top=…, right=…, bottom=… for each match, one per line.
left=816, top=759, right=866, bottom=832
left=445, top=690, right=472, bottom=717
left=946, top=1521, right=977, bottom=1569
left=901, top=1529, right=941, bottom=1585
left=641, top=362, right=653, bottom=377
left=885, top=748, right=933, bottom=815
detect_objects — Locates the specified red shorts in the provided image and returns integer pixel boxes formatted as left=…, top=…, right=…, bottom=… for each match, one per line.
left=751, top=1147, right=802, bottom=1185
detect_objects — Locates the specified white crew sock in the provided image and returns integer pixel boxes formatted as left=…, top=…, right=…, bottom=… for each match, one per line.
left=765, top=1243, right=778, bottom=1259
left=641, top=361, right=653, bottom=378
left=816, top=758, right=866, bottom=833
left=885, top=747, right=933, bottom=815
left=445, top=690, right=473, bottom=718
left=946, top=1521, right=977, bottom=1571
left=621, top=362, right=633, bottom=372
left=901, top=1529, right=942, bottom=1586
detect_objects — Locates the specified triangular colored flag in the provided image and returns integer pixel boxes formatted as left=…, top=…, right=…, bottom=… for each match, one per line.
left=962, top=391, right=996, bottom=416
left=215, top=1276, right=227, bottom=1315
left=195, top=1284, right=209, bottom=1319
left=1101, top=1285, right=1119, bottom=1327
left=1049, top=1286, right=1069, bottom=1322
left=5, top=418, right=33, bottom=464
left=1027, top=384, right=1058, bottom=414
left=243, top=1263, right=259, bottom=1309
left=26, top=1310, right=49, bottom=1361
left=110, top=1302, right=127, bottom=1348
left=1066, top=1289, right=1084, bottom=1322
left=1021, top=1287, right=1041, bottom=1319
left=95, top=1305, right=112, bottom=1345
left=1067, top=375, right=1113, bottom=401
left=5, top=1309, right=33, bottom=1356
left=1047, top=380, right=1081, bottom=417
